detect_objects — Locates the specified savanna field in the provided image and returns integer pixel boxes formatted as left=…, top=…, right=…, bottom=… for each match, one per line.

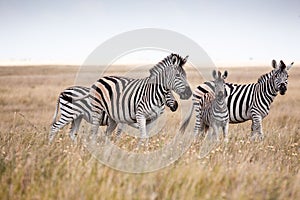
left=0, top=65, right=299, bottom=199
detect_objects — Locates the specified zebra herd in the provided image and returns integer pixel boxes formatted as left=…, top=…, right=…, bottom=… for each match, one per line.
left=50, top=53, right=294, bottom=146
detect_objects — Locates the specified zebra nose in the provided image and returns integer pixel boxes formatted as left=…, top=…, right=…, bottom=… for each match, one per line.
left=217, top=91, right=224, bottom=98
left=279, top=83, right=287, bottom=95
left=170, top=101, right=178, bottom=112
left=185, top=87, right=192, bottom=98
left=179, top=86, right=192, bottom=100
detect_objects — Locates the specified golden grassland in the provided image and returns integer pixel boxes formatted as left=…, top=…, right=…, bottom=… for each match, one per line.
left=0, top=65, right=299, bottom=199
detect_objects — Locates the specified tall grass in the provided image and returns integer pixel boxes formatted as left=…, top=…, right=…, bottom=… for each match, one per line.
left=0, top=65, right=299, bottom=199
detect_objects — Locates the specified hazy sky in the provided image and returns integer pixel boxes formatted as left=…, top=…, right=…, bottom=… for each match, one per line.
left=0, top=0, right=299, bottom=66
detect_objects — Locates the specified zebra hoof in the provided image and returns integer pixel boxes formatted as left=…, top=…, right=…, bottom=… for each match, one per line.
left=258, top=134, right=264, bottom=141
left=224, top=138, right=229, bottom=143
left=170, top=101, right=178, bottom=112
left=250, top=134, right=264, bottom=142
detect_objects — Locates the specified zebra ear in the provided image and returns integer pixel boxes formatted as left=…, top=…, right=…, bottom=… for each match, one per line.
left=212, top=70, right=217, bottom=79
left=172, top=55, right=178, bottom=65
left=279, top=60, right=286, bottom=70
left=272, top=60, right=277, bottom=69
left=287, top=62, right=294, bottom=70
left=222, top=70, right=228, bottom=79
left=182, top=55, right=189, bottom=65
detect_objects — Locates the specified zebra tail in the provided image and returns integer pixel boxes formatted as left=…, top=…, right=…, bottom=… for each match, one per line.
left=179, top=106, right=194, bottom=134
left=51, top=95, right=60, bottom=125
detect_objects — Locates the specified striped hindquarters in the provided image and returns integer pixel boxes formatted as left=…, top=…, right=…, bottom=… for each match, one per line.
left=193, top=81, right=215, bottom=107
left=51, top=86, right=109, bottom=132
left=59, top=86, right=93, bottom=123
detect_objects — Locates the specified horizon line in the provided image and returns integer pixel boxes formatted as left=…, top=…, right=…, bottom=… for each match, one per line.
left=0, top=60, right=298, bottom=68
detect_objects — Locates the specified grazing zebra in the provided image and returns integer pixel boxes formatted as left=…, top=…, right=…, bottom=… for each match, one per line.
left=89, top=53, right=192, bottom=140
left=49, top=86, right=179, bottom=142
left=199, top=70, right=229, bottom=141
left=181, top=60, right=294, bottom=140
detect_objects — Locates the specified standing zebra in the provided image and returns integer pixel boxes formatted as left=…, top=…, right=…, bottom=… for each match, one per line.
left=199, top=70, right=229, bottom=141
left=90, top=53, right=192, bottom=140
left=181, top=60, right=294, bottom=140
left=49, top=86, right=179, bottom=143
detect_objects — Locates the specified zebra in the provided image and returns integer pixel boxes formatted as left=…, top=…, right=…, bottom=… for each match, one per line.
left=199, top=70, right=229, bottom=142
left=181, top=60, right=294, bottom=140
left=49, top=86, right=179, bottom=143
left=89, top=53, right=192, bottom=140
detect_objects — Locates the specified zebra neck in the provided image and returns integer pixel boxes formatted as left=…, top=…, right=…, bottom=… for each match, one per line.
left=257, top=77, right=278, bottom=104
left=145, top=78, right=168, bottom=105
left=258, top=70, right=278, bottom=96
left=147, top=74, right=168, bottom=92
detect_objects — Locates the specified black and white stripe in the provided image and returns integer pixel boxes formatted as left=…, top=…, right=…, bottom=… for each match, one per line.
left=49, top=85, right=179, bottom=142
left=181, top=60, right=294, bottom=140
left=199, top=70, right=229, bottom=141
left=90, top=53, right=192, bottom=139
left=49, top=86, right=107, bottom=143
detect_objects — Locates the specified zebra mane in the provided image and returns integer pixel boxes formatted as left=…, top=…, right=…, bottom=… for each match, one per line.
left=257, top=70, right=274, bottom=83
left=149, top=53, right=185, bottom=76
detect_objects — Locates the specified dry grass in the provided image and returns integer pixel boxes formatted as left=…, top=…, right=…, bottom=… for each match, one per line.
left=0, top=65, right=299, bottom=200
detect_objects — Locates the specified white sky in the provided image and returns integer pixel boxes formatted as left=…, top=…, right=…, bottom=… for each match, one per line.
left=0, top=0, right=299, bottom=66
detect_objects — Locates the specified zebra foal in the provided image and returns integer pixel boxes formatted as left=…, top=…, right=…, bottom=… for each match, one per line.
left=199, top=70, right=229, bottom=142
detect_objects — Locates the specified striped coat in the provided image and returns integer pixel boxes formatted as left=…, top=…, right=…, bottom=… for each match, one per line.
left=90, top=54, right=192, bottom=139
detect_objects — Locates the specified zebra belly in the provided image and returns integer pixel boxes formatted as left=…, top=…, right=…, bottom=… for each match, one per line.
left=110, top=101, right=164, bottom=124
left=228, top=101, right=252, bottom=123
left=228, top=114, right=251, bottom=123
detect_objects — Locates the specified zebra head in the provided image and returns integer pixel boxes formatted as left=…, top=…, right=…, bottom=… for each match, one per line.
left=212, top=70, right=228, bottom=100
left=149, top=53, right=192, bottom=100
left=166, top=54, right=192, bottom=100
left=272, top=60, right=294, bottom=95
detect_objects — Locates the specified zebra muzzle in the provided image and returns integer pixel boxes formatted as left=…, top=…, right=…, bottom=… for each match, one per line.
left=179, top=87, right=192, bottom=100
left=170, top=101, right=178, bottom=112
left=279, top=83, right=287, bottom=95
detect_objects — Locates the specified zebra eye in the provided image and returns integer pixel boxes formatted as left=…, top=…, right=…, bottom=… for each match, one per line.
left=175, top=74, right=181, bottom=78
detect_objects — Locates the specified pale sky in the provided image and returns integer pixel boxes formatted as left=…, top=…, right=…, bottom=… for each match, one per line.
left=0, top=0, right=299, bottom=66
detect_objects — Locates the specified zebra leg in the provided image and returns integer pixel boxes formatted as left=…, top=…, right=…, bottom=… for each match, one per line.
left=105, top=119, right=117, bottom=136
left=49, top=119, right=70, bottom=143
left=101, top=119, right=117, bottom=144
left=223, top=122, right=229, bottom=143
left=137, top=114, right=147, bottom=138
left=136, top=113, right=149, bottom=148
left=206, top=126, right=214, bottom=141
left=116, top=123, right=125, bottom=136
left=250, top=114, right=264, bottom=141
left=199, top=118, right=206, bottom=137
left=69, top=116, right=83, bottom=142
left=91, top=110, right=102, bottom=141
left=212, top=123, right=220, bottom=142
left=194, top=107, right=202, bottom=137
